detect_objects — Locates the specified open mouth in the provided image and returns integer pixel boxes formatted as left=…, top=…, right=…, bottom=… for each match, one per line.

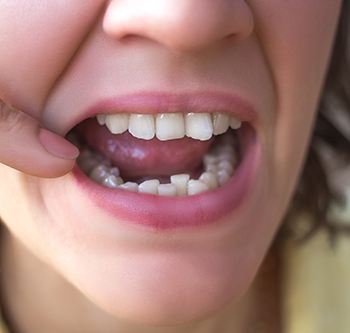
left=66, top=92, right=260, bottom=230
left=69, top=112, right=244, bottom=196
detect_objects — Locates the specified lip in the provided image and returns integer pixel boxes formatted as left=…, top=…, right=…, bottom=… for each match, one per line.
left=67, top=91, right=258, bottom=134
left=71, top=122, right=260, bottom=231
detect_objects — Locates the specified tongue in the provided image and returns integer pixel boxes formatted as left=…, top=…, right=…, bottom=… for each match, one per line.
left=76, top=119, right=213, bottom=178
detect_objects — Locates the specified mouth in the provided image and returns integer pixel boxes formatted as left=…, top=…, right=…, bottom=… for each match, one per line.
left=68, top=92, right=260, bottom=230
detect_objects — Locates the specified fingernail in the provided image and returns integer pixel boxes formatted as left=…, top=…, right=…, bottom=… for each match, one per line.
left=38, top=128, right=79, bottom=160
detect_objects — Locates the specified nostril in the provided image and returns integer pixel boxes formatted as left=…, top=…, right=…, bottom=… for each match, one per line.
left=102, top=0, right=255, bottom=53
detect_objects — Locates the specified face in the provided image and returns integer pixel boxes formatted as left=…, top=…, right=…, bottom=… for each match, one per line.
left=0, top=0, right=342, bottom=326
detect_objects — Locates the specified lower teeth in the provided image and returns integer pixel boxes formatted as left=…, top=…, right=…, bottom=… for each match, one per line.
left=76, top=132, right=239, bottom=196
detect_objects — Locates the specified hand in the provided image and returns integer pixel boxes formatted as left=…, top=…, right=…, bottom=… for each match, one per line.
left=0, top=101, right=79, bottom=178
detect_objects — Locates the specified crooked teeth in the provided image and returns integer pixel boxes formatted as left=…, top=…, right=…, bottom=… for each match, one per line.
left=158, top=183, right=177, bottom=196
left=170, top=174, right=190, bottom=196
left=78, top=128, right=238, bottom=196
left=99, top=112, right=242, bottom=141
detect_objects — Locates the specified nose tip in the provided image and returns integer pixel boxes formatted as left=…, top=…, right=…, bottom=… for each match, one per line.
left=103, top=0, right=254, bottom=52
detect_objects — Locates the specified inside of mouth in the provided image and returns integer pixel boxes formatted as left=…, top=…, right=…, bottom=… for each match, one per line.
left=68, top=117, right=243, bottom=196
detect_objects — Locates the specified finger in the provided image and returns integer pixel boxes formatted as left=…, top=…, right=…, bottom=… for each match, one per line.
left=0, top=103, right=79, bottom=178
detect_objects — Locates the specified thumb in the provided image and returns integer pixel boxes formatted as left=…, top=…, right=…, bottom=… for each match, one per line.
left=0, top=103, right=79, bottom=178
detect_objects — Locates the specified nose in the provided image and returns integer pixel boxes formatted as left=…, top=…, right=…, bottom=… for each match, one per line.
left=103, top=0, right=254, bottom=52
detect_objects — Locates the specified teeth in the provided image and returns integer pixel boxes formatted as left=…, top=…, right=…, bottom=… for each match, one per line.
left=187, top=180, right=209, bottom=195
left=185, top=113, right=213, bottom=141
left=89, top=165, right=109, bottom=183
left=79, top=123, right=240, bottom=196
left=138, top=179, right=160, bottom=194
left=158, top=183, right=177, bottom=196
left=129, top=114, right=155, bottom=140
left=212, top=113, right=230, bottom=135
left=119, top=182, right=139, bottom=192
left=217, top=169, right=231, bottom=186
left=199, top=172, right=218, bottom=190
left=97, top=112, right=242, bottom=141
left=105, top=113, right=129, bottom=134
left=170, top=174, right=190, bottom=196
left=97, top=114, right=106, bottom=125
left=230, top=116, right=242, bottom=129
left=156, top=113, right=185, bottom=141
left=102, top=175, right=123, bottom=189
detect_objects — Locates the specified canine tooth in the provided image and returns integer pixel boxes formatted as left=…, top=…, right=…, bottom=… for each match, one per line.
left=129, top=114, right=155, bottom=140
left=158, top=183, right=177, bottom=196
left=217, top=169, right=231, bottom=186
left=97, top=114, right=106, bottom=125
left=105, top=113, right=129, bottom=134
left=90, top=165, right=109, bottom=182
left=230, top=116, right=242, bottom=129
left=187, top=180, right=209, bottom=195
left=212, top=113, right=230, bottom=135
left=102, top=175, right=123, bottom=189
left=185, top=113, right=213, bottom=141
left=138, top=179, right=160, bottom=194
left=170, top=174, right=190, bottom=196
left=199, top=172, right=218, bottom=190
left=156, top=113, right=185, bottom=141
left=119, top=182, right=139, bottom=192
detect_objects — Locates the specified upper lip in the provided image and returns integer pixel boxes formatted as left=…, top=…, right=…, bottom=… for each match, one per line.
left=67, top=90, right=258, bottom=134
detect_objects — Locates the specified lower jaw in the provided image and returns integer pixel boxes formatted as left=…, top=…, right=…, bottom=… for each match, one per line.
left=72, top=125, right=260, bottom=231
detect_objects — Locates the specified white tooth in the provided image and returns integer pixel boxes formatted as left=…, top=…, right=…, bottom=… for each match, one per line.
left=230, top=116, right=242, bottom=129
left=105, top=113, right=129, bottom=134
left=187, top=180, right=209, bottom=195
left=218, top=160, right=234, bottom=175
left=156, top=113, right=185, bottom=141
left=119, top=182, right=139, bottom=192
left=102, top=175, right=123, bottom=189
left=129, top=114, right=155, bottom=140
left=109, top=167, right=120, bottom=177
left=217, top=169, right=231, bottom=186
left=199, top=172, right=218, bottom=190
left=90, top=165, right=109, bottom=182
left=158, top=183, right=177, bottom=196
left=138, top=179, right=160, bottom=194
left=97, top=114, right=106, bottom=126
left=185, top=113, right=213, bottom=141
left=170, top=174, right=190, bottom=196
left=212, top=113, right=230, bottom=135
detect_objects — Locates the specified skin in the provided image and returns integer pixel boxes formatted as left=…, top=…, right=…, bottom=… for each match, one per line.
left=0, top=1, right=343, bottom=332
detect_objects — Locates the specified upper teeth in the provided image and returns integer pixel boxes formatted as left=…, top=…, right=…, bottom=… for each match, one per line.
left=96, top=112, right=241, bottom=141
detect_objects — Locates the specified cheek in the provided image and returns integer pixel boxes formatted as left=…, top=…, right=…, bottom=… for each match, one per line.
left=251, top=0, right=342, bottom=195
left=0, top=0, right=104, bottom=115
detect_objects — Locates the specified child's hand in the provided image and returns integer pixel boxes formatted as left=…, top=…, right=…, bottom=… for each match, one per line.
left=0, top=101, right=79, bottom=178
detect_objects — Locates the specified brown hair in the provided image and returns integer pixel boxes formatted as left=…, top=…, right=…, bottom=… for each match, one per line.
left=279, top=0, right=350, bottom=245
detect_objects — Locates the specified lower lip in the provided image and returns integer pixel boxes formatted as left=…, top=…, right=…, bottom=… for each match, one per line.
left=72, top=126, right=260, bottom=231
